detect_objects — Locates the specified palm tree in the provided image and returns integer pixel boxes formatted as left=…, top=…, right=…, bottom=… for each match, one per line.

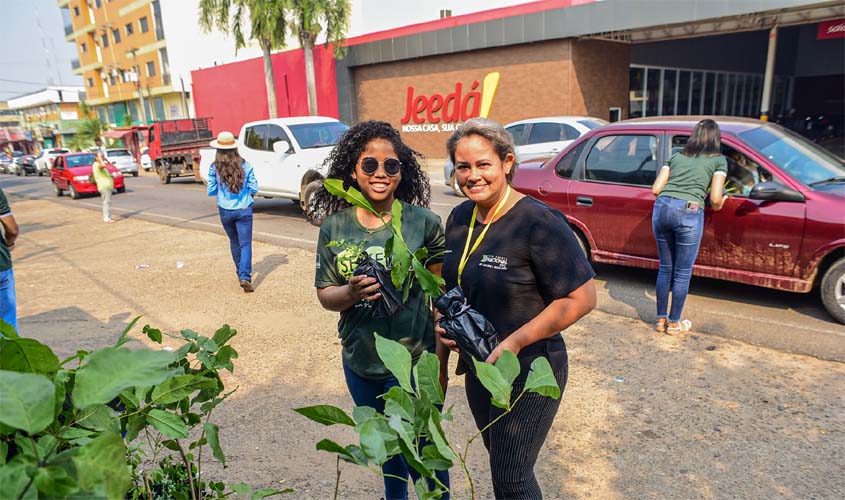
left=199, top=0, right=289, bottom=118
left=289, top=0, right=352, bottom=116
left=68, top=118, right=108, bottom=151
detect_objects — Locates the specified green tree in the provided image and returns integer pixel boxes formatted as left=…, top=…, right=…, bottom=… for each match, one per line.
left=288, top=0, right=352, bottom=116
left=68, top=117, right=108, bottom=151
left=199, top=0, right=289, bottom=119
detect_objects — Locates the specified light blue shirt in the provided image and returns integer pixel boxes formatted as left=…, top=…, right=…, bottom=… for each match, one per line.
left=207, top=161, right=258, bottom=210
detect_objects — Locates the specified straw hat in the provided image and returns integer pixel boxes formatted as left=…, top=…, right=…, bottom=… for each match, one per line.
left=210, top=131, right=238, bottom=149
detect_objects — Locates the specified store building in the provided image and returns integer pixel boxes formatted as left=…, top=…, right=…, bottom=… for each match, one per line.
left=190, top=0, right=844, bottom=158
left=6, top=86, right=86, bottom=150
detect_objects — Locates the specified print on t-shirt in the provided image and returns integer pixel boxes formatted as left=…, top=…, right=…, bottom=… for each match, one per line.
left=336, top=244, right=386, bottom=279
left=479, top=254, right=508, bottom=271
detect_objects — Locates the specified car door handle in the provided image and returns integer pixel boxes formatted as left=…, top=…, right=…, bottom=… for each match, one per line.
left=576, top=196, right=593, bottom=207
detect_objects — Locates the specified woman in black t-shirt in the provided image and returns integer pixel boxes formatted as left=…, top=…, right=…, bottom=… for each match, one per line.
left=438, top=118, right=596, bottom=499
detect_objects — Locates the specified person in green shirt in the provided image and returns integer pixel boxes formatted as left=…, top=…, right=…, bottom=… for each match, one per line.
left=308, top=120, right=450, bottom=500
left=0, top=187, right=20, bottom=330
left=91, top=150, right=115, bottom=223
left=651, top=119, right=728, bottom=335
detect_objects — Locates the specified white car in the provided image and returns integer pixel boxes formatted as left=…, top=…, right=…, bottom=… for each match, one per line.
left=35, top=148, right=70, bottom=176
left=105, top=148, right=139, bottom=177
left=140, top=147, right=152, bottom=171
left=200, top=116, right=349, bottom=211
left=444, top=116, right=608, bottom=196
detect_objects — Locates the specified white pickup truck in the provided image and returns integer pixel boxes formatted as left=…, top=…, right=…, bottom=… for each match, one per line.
left=199, top=116, right=348, bottom=210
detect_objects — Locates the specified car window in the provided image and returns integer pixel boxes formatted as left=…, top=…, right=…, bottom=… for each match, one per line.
left=584, top=134, right=658, bottom=186
left=108, top=150, right=131, bottom=157
left=673, top=134, right=777, bottom=196
left=265, top=124, right=291, bottom=152
left=244, top=125, right=267, bottom=151
left=506, top=124, right=527, bottom=146
left=554, top=140, right=587, bottom=179
left=562, top=124, right=581, bottom=141
left=577, top=118, right=608, bottom=129
left=288, top=122, right=348, bottom=149
left=65, top=154, right=96, bottom=167
left=738, top=126, right=845, bottom=186
left=527, top=123, right=562, bottom=144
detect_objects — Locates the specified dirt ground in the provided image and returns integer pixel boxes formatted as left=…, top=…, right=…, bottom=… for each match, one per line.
left=9, top=195, right=845, bottom=499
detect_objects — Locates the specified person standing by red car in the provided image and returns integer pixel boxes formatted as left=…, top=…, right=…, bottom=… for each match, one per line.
left=92, top=150, right=115, bottom=223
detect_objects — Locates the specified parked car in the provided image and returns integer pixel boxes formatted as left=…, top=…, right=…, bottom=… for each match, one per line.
left=511, top=116, right=845, bottom=323
left=140, top=147, right=152, bottom=171
left=199, top=116, right=349, bottom=210
left=444, top=116, right=607, bottom=196
left=0, top=153, right=10, bottom=174
left=18, top=154, right=37, bottom=176
left=6, top=151, right=23, bottom=174
left=35, top=148, right=70, bottom=176
left=50, top=152, right=125, bottom=199
left=105, top=148, right=139, bottom=176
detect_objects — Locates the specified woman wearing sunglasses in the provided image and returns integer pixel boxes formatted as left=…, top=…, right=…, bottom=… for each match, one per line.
left=308, top=120, right=450, bottom=500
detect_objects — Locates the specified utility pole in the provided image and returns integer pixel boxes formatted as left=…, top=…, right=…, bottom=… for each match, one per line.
left=127, top=48, right=147, bottom=124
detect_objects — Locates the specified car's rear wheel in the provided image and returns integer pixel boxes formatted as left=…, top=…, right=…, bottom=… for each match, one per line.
left=572, top=227, right=590, bottom=261
left=117, top=186, right=126, bottom=194
left=300, top=179, right=322, bottom=212
left=37, top=171, right=43, bottom=177
left=820, top=257, right=845, bottom=324
left=53, top=182, right=63, bottom=197
left=132, top=171, right=138, bottom=177
left=69, top=184, right=80, bottom=200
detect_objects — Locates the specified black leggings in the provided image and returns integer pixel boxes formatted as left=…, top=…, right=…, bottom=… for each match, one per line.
left=464, top=345, right=568, bottom=500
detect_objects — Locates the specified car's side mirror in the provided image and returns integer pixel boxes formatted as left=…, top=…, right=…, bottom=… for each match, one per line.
left=272, top=140, right=291, bottom=154
left=749, top=181, right=805, bottom=202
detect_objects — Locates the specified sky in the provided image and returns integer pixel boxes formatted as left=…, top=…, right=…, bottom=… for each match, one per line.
left=0, top=0, right=537, bottom=102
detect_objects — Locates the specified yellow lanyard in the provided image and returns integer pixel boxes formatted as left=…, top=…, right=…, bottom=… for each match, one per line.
left=457, top=186, right=511, bottom=286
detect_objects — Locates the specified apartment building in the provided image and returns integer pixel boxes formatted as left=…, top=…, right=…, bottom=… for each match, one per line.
left=60, top=0, right=189, bottom=126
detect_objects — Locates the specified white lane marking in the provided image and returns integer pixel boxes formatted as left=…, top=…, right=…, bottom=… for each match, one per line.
left=82, top=203, right=317, bottom=245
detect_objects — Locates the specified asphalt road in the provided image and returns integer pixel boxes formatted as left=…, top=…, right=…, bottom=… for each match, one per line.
left=2, top=170, right=843, bottom=361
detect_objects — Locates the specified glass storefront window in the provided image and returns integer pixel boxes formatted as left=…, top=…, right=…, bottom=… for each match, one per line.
left=645, top=68, right=661, bottom=117
left=678, top=71, right=691, bottom=115
left=629, top=67, right=646, bottom=118
left=662, top=69, right=677, bottom=115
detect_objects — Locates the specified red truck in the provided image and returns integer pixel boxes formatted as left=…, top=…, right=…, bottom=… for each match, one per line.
left=146, top=118, right=214, bottom=184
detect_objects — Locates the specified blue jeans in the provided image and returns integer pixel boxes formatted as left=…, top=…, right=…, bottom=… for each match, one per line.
left=0, top=268, right=16, bottom=332
left=652, top=197, right=704, bottom=323
left=343, top=363, right=450, bottom=500
left=218, top=206, right=253, bottom=281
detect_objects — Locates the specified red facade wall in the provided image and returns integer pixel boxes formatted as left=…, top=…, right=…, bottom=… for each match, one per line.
left=191, top=45, right=338, bottom=136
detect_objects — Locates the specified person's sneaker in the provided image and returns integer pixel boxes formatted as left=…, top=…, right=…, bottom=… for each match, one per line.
left=239, top=279, right=254, bottom=293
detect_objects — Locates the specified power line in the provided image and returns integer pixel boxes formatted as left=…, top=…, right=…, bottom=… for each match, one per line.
left=0, top=78, right=48, bottom=86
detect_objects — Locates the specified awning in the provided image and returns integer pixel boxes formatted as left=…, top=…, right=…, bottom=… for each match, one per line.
left=103, top=129, right=134, bottom=139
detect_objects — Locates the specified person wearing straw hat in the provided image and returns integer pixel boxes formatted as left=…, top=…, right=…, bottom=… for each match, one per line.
left=207, top=131, right=258, bottom=293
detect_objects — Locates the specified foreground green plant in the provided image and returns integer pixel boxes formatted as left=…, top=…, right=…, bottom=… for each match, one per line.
left=0, top=319, right=291, bottom=500
left=295, top=334, right=560, bottom=499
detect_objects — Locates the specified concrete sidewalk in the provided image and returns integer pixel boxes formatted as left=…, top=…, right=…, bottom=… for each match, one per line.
left=7, top=194, right=845, bottom=500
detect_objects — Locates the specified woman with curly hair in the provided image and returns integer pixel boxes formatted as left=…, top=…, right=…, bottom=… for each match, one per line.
left=207, top=131, right=258, bottom=293
left=309, top=120, right=450, bottom=499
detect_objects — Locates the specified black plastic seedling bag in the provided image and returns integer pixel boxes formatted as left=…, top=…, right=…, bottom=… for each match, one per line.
left=352, top=255, right=405, bottom=319
left=434, top=286, right=499, bottom=372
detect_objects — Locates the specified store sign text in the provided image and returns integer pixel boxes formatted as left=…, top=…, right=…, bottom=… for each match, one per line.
left=400, top=72, right=500, bottom=133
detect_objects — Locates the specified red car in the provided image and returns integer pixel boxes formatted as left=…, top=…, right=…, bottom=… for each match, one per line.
left=50, top=152, right=125, bottom=200
left=512, top=116, right=845, bottom=323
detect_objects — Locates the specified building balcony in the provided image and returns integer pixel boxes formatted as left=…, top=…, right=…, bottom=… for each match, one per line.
left=64, top=23, right=96, bottom=42
left=57, top=0, right=70, bottom=7
left=73, top=60, right=104, bottom=76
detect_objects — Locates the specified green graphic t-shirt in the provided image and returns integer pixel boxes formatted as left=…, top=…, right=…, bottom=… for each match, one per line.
left=315, top=202, right=446, bottom=379
left=0, top=188, right=11, bottom=272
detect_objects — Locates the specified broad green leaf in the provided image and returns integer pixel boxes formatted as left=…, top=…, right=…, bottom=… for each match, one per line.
left=142, top=325, right=162, bottom=343
left=412, top=258, right=444, bottom=301
left=35, top=435, right=60, bottom=462
left=232, top=482, right=251, bottom=496
left=413, top=247, right=429, bottom=262
left=473, top=359, right=511, bottom=410
left=426, top=415, right=455, bottom=462
left=72, top=347, right=175, bottom=408
left=352, top=405, right=377, bottom=424
left=525, top=357, right=561, bottom=399
left=34, top=465, right=77, bottom=498
left=0, top=319, right=19, bottom=338
left=75, top=404, right=114, bottom=431
left=390, top=233, right=412, bottom=290
left=374, top=334, right=413, bottom=393
left=118, top=387, right=139, bottom=410
left=293, top=405, right=355, bottom=426
left=0, top=338, right=60, bottom=375
left=214, top=345, right=238, bottom=372
left=205, top=422, right=226, bottom=467
left=388, top=414, right=431, bottom=477
left=421, top=444, right=453, bottom=471
left=180, top=329, right=198, bottom=340
left=124, top=413, right=146, bottom=443
left=53, top=369, right=70, bottom=418
left=383, top=386, right=415, bottom=422
left=315, top=439, right=367, bottom=466
left=0, top=370, right=55, bottom=433
left=60, top=427, right=95, bottom=440
left=202, top=339, right=219, bottom=353
left=495, top=349, right=520, bottom=387
left=413, top=352, right=443, bottom=405
left=211, top=324, right=237, bottom=348
left=323, top=179, right=377, bottom=213
left=0, top=461, right=34, bottom=499
left=358, top=418, right=388, bottom=465
left=146, top=409, right=188, bottom=438
left=414, top=476, right=445, bottom=500
left=0, top=441, right=6, bottom=465
left=151, top=375, right=217, bottom=404
left=115, top=316, right=142, bottom=347
left=73, top=432, right=130, bottom=500
left=252, top=487, right=294, bottom=498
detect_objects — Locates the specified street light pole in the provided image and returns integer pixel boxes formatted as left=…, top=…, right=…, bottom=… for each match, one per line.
left=128, top=48, right=147, bottom=124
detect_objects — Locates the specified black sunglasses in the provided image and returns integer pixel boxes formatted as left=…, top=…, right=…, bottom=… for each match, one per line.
left=360, top=157, right=402, bottom=176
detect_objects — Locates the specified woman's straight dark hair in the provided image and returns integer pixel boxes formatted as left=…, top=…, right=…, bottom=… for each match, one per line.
left=683, top=119, right=721, bottom=157
left=215, top=149, right=245, bottom=193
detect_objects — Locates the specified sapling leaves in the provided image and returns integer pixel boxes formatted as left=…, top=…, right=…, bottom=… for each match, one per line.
left=472, top=358, right=512, bottom=410
left=384, top=387, right=415, bottom=422
left=374, top=334, right=413, bottom=393
left=324, top=178, right=377, bottom=213
left=205, top=422, right=226, bottom=467
left=352, top=405, right=377, bottom=424
left=0, top=337, right=61, bottom=375
left=72, top=347, right=175, bottom=409
left=293, top=405, right=355, bottom=427
left=495, top=350, right=520, bottom=388
left=413, top=351, right=444, bottom=405
left=146, top=409, right=189, bottom=438
left=525, top=357, right=561, bottom=399
left=316, top=439, right=367, bottom=466
left=151, top=375, right=217, bottom=405
left=0, top=370, right=55, bottom=433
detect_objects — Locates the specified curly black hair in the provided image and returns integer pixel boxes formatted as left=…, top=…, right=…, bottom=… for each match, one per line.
left=306, top=120, right=431, bottom=226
